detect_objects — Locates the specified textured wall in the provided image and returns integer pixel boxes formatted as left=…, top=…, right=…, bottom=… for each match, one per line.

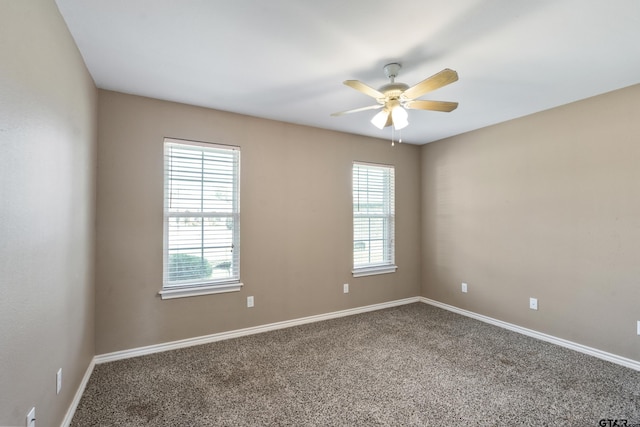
left=421, top=84, right=640, bottom=361
left=0, top=1, right=97, bottom=425
left=95, top=90, right=421, bottom=354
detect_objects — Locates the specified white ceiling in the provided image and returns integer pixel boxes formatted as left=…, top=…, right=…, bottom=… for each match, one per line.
left=55, top=0, right=640, bottom=145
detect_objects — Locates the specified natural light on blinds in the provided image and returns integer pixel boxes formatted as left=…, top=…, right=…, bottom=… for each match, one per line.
left=163, top=139, right=240, bottom=289
left=352, top=162, right=395, bottom=274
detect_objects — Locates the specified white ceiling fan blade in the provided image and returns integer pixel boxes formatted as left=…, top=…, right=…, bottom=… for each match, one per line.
left=405, top=100, right=459, bottom=112
left=330, top=104, right=383, bottom=117
left=402, top=69, right=458, bottom=100
left=344, top=80, right=385, bottom=100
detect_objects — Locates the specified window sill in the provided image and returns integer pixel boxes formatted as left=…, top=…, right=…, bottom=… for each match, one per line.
left=352, top=265, right=398, bottom=278
left=159, top=282, right=243, bottom=300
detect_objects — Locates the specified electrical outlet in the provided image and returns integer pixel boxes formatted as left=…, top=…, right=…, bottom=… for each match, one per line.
left=529, top=297, right=538, bottom=310
left=56, top=368, right=62, bottom=394
left=26, top=407, right=35, bottom=427
left=343, top=283, right=349, bottom=293
left=247, top=296, right=254, bottom=308
left=461, top=282, right=468, bottom=293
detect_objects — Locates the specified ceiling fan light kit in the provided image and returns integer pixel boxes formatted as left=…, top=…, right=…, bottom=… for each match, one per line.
left=332, top=63, right=459, bottom=141
left=391, top=103, right=408, bottom=130
left=371, top=109, right=389, bottom=129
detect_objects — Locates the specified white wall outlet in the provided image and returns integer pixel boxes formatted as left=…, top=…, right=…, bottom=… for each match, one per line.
left=247, top=296, right=254, bottom=308
left=461, top=282, right=468, bottom=293
left=529, top=297, right=538, bottom=310
left=637, top=320, right=640, bottom=336
left=343, top=283, right=349, bottom=294
left=26, top=407, right=35, bottom=427
left=56, top=368, right=62, bottom=394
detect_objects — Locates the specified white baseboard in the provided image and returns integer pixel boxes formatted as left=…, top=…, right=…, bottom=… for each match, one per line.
left=60, top=357, right=95, bottom=427
left=95, top=297, right=421, bottom=364
left=419, top=297, right=640, bottom=372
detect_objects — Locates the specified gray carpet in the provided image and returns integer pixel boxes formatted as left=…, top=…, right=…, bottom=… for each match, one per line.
left=71, top=303, right=640, bottom=426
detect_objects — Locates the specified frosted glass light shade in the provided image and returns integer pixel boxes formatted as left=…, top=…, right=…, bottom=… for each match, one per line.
left=370, top=110, right=389, bottom=129
left=391, top=106, right=408, bottom=130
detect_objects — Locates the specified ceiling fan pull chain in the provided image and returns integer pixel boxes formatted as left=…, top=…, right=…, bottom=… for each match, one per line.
left=390, top=128, right=402, bottom=147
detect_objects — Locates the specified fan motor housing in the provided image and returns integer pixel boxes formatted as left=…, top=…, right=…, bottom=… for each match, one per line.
left=379, top=82, right=409, bottom=100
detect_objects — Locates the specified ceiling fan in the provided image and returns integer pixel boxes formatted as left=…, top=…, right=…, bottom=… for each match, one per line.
left=331, top=63, right=459, bottom=131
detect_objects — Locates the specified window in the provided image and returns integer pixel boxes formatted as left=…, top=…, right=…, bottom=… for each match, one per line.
left=352, top=162, right=397, bottom=277
left=160, top=138, right=242, bottom=299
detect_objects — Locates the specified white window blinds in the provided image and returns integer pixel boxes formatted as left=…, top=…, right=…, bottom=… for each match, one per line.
left=163, top=138, right=240, bottom=293
left=352, top=162, right=397, bottom=276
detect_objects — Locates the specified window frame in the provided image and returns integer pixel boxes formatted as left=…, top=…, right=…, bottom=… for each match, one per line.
left=159, top=137, right=242, bottom=300
left=352, top=161, right=397, bottom=277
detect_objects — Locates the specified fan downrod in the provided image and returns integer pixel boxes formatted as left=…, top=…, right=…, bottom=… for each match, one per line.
left=383, top=63, right=401, bottom=82
left=380, top=63, right=408, bottom=95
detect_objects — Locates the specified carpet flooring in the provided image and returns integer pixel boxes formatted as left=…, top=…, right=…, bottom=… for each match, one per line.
left=71, top=303, right=640, bottom=426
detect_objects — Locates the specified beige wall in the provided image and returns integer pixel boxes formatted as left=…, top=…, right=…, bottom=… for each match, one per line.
left=421, top=84, right=640, bottom=361
left=95, top=90, right=421, bottom=354
left=0, top=1, right=97, bottom=426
